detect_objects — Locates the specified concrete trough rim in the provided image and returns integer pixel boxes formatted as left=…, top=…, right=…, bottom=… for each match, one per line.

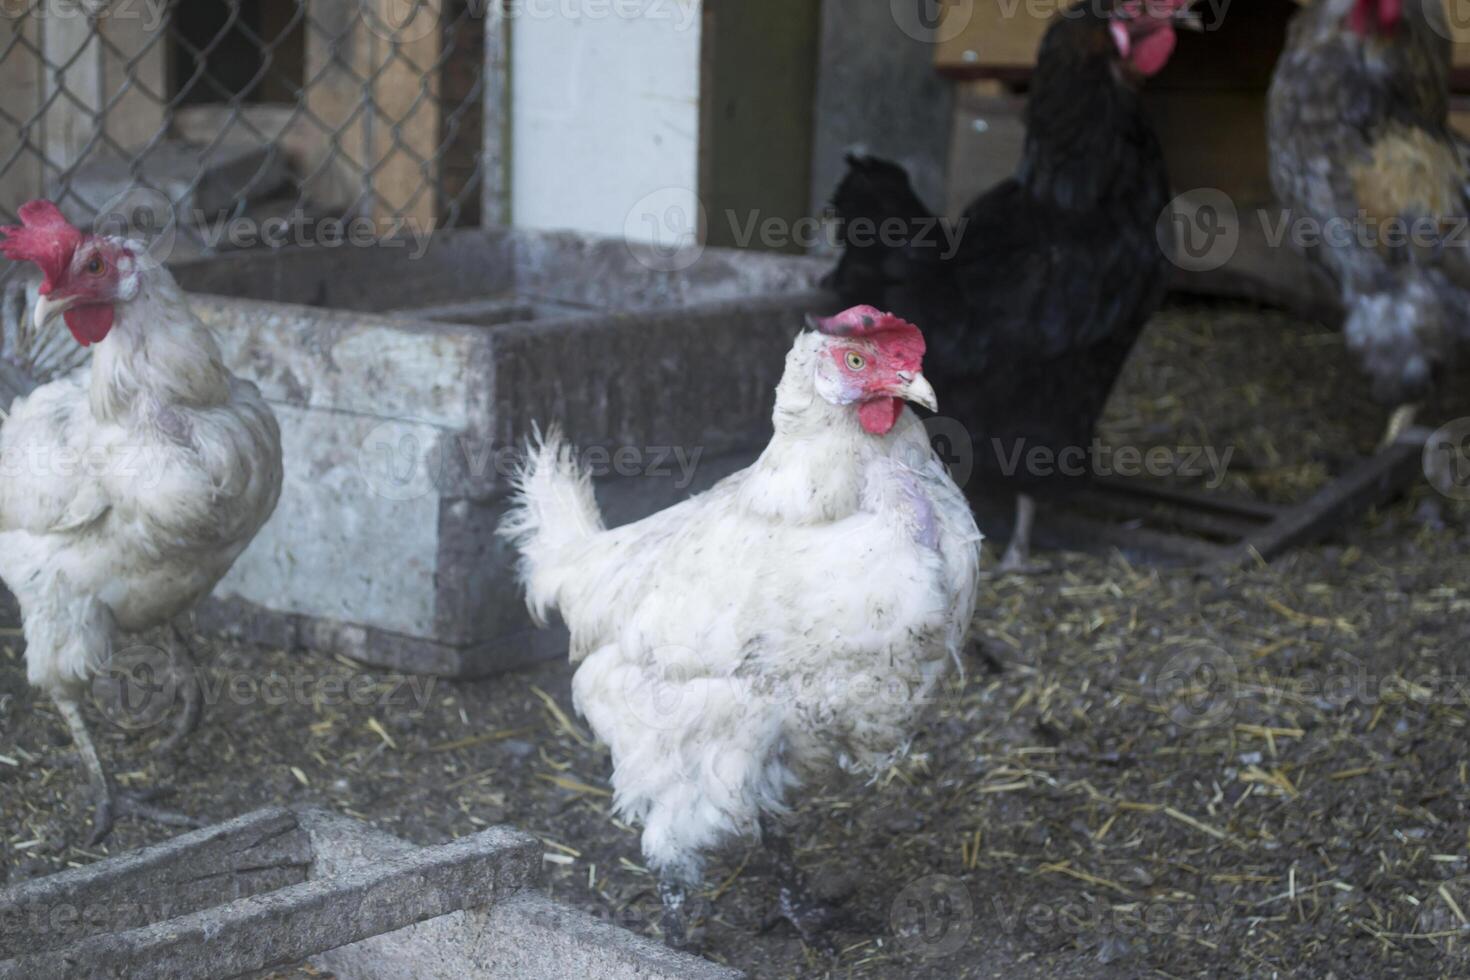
left=0, top=806, right=540, bottom=980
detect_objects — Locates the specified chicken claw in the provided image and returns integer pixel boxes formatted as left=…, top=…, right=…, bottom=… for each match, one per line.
left=89, top=786, right=203, bottom=847
left=758, top=819, right=848, bottom=953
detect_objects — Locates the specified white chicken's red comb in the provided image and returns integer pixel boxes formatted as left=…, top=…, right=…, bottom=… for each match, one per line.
left=0, top=200, right=84, bottom=289
left=806, top=306, right=926, bottom=372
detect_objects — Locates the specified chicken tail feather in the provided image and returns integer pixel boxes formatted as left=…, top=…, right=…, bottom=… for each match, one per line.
left=498, top=423, right=606, bottom=626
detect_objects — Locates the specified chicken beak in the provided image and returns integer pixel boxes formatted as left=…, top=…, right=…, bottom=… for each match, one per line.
left=31, top=294, right=73, bottom=332
left=895, top=372, right=938, bottom=413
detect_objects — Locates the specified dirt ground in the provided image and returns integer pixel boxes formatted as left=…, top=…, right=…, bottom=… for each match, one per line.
left=3, top=299, right=1470, bottom=979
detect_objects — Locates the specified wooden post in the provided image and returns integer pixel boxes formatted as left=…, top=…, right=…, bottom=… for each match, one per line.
left=0, top=11, right=43, bottom=217
left=482, top=0, right=508, bottom=226
left=303, top=0, right=372, bottom=215
left=39, top=0, right=102, bottom=181
left=99, top=4, right=168, bottom=155
left=367, top=0, right=443, bottom=230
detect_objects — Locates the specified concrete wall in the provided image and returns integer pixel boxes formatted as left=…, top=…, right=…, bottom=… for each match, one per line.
left=808, top=0, right=955, bottom=236
left=510, top=1, right=704, bottom=240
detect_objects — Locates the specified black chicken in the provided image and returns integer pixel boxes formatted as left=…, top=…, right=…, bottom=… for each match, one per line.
left=826, top=0, right=1194, bottom=569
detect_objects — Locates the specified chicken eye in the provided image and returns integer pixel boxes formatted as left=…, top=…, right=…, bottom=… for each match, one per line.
left=845, top=351, right=867, bottom=372
left=84, top=255, right=104, bottom=276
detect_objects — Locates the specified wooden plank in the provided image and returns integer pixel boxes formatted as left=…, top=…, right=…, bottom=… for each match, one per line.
left=302, top=0, right=372, bottom=214
left=934, top=0, right=1049, bottom=75
left=40, top=1, right=102, bottom=182
left=1090, top=476, right=1283, bottom=522
left=482, top=2, right=509, bottom=226
left=99, top=6, right=167, bottom=155
left=0, top=12, right=43, bottom=218
left=368, top=0, right=443, bottom=229
left=1229, top=434, right=1428, bottom=565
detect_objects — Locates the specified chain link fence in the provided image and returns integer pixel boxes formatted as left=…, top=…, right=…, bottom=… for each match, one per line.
left=0, top=0, right=489, bottom=286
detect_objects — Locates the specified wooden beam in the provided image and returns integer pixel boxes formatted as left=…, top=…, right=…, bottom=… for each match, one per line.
left=0, top=11, right=43, bottom=218
left=40, top=1, right=102, bottom=185
left=368, top=0, right=443, bottom=229
left=482, top=1, right=509, bottom=226
left=302, top=0, right=372, bottom=214
left=99, top=5, right=167, bottom=156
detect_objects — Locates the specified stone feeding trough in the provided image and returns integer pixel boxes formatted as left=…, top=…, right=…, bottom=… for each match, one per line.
left=154, top=228, right=832, bottom=678
left=0, top=806, right=738, bottom=980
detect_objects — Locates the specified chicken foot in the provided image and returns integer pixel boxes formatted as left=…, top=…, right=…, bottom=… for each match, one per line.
left=997, top=493, right=1049, bottom=574
left=658, top=878, right=696, bottom=949
left=1378, top=403, right=1423, bottom=452
left=758, top=818, right=845, bottom=951
left=55, top=696, right=202, bottom=845
left=151, top=621, right=203, bottom=756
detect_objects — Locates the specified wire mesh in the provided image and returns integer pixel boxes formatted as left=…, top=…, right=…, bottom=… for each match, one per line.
left=0, top=0, right=487, bottom=285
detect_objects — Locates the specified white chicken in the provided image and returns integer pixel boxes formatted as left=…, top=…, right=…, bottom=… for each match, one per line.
left=500, top=305, right=982, bottom=946
left=0, top=200, right=283, bottom=843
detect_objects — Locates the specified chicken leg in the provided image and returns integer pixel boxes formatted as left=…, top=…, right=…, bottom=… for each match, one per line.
left=998, top=492, right=1049, bottom=574
left=55, top=696, right=201, bottom=845
left=152, top=622, right=203, bottom=756
left=1378, top=403, right=1422, bottom=452
left=759, top=818, right=842, bottom=951
left=658, top=878, right=695, bottom=949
